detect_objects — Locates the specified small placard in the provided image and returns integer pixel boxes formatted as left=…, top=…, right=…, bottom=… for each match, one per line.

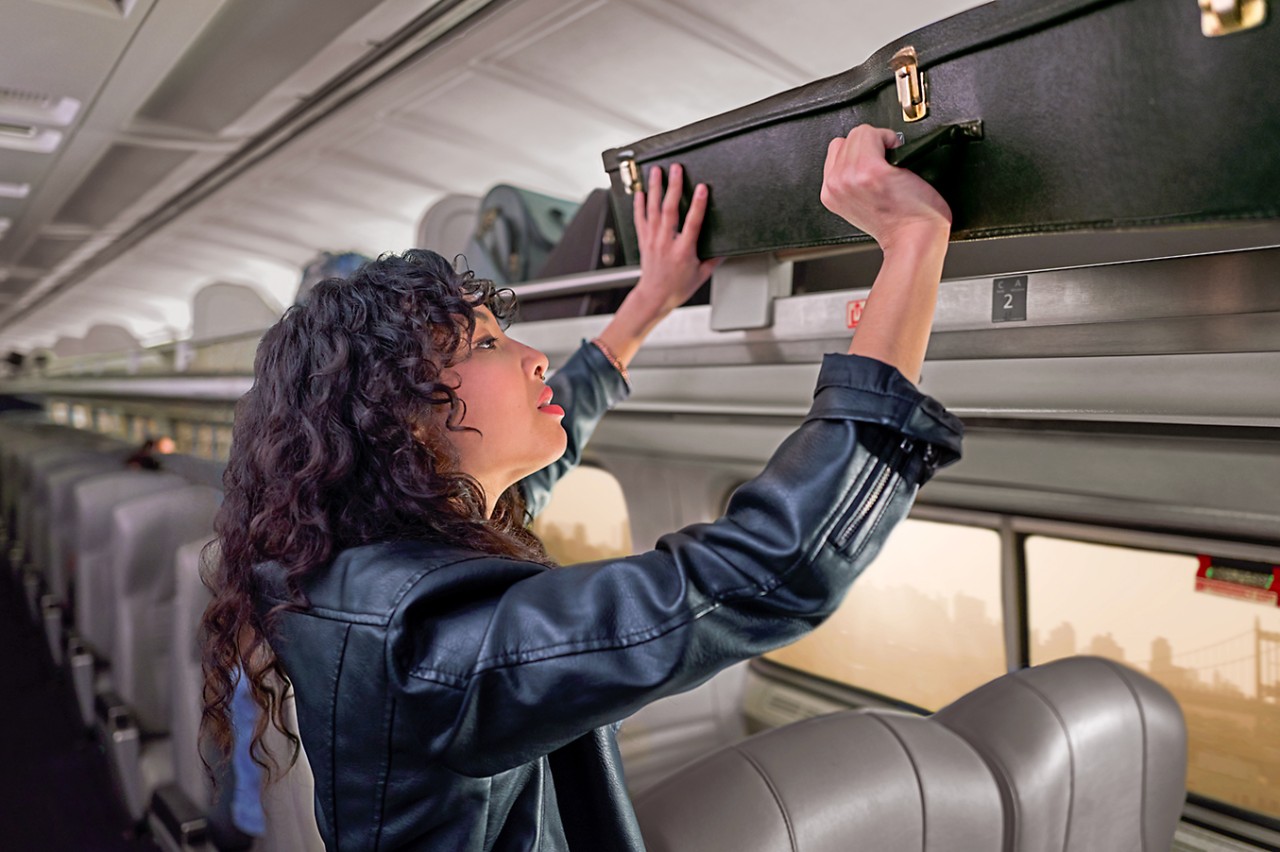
left=846, top=299, right=866, bottom=329
left=1195, top=555, right=1280, bottom=607
left=992, top=276, right=1028, bottom=323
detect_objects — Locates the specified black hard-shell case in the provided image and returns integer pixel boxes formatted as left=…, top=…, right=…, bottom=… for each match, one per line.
left=601, top=0, right=1280, bottom=263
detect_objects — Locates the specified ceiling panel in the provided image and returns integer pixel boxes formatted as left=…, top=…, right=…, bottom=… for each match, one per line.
left=217, top=191, right=416, bottom=257
left=344, top=123, right=577, bottom=199
left=136, top=0, right=385, bottom=135
left=275, top=155, right=447, bottom=226
left=0, top=270, right=41, bottom=299
left=393, top=69, right=638, bottom=192
left=0, top=1, right=142, bottom=105
left=493, top=0, right=795, bottom=133
left=54, top=143, right=193, bottom=228
left=19, top=235, right=87, bottom=270
left=665, top=0, right=990, bottom=81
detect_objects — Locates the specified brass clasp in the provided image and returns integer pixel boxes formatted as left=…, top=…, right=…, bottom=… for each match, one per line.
left=618, top=155, right=641, bottom=195
left=890, top=47, right=928, bottom=123
left=1200, top=0, right=1267, bottom=36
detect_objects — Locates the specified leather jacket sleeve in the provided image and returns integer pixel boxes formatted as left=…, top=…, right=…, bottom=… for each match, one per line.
left=518, top=339, right=630, bottom=518
left=397, top=353, right=963, bottom=778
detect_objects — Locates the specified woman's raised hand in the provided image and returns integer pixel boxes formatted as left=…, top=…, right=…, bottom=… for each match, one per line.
left=632, top=163, right=722, bottom=315
left=821, top=124, right=951, bottom=382
left=820, top=125, right=952, bottom=250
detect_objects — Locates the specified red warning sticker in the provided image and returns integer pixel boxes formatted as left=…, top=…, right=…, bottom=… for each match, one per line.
left=846, top=299, right=866, bottom=329
left=1195, top=555, right=1280, bottom=607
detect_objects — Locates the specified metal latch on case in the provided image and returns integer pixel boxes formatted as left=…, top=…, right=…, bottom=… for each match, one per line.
left=617, top=154, right=641, bottom=195
left=1199, top=0, right=1267, bottom=36
left=890, top=47, right=927, bottom=123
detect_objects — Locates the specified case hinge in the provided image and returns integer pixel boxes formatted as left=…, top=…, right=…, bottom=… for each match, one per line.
left=617, top=154, right=641, bottom=195
left=890, top=47, right=928, bottom=123
left=1199, top=0, right=1267, bottom=36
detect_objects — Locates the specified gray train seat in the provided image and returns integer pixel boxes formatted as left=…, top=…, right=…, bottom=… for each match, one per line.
left=41, top=456, right=125, bottom=603
left=32, top=455, right=130, bottom=664
left=72, top=470, right=188, bottom=661
left=633, top=657, right=1186, bottom=852
left=14, top=440, right=125, bottom=617
left=157, top=536, right=251, bottom=850
left=69, top=469, right=187, bottom=726
left=164, top=538, right=220, bottom=829
left=101, top=485, right=222, bottom=821
left=161, top=452, right=227, bottom=490
left=934, top=656, right=1188, bottom=852
left=2, top=430, right=94, bottom=571
left=159, top=537, right=326, bottom=852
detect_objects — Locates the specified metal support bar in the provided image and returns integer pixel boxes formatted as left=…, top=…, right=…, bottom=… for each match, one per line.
left=709, top=256, right=794, bottom=331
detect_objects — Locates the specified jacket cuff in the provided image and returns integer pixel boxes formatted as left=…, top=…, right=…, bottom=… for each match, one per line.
left=575, top=338, right=632, bottom=398
left=807, top=353, right=964, bottom=470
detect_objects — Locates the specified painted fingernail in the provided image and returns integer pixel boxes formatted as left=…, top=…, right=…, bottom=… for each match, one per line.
left=895, top=132, right=906, bottom=147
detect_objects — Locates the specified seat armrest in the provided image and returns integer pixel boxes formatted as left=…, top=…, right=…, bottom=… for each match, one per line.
left=150, top=782, right=210, bottom=850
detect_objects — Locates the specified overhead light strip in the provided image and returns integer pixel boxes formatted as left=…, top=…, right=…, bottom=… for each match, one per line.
left=0, top=89, right=82, bottom=127
left=0, top=124, right=63, bottom=153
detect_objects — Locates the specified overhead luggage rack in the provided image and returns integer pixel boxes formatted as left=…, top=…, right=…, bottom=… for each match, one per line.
left=3, top=245, right=1279, bottom=428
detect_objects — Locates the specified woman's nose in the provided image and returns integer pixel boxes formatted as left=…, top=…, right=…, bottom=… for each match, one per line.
left=526, top=345, right=549, bottom=381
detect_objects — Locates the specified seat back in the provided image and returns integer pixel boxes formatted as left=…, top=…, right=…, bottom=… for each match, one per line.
left=170, top=536, right=217, bottom=812
left=26, top=449, right=125, bottom=585
left=635, top=709, right=1003, bottom=852
left=15, top=443, right=105, bottom=550
left=634, top=657, right=1186, bottom=852
left=934, top=656, right=1188, bottom=852
left=71, top=470, right=187, bottom=658
left=160, top=452, right=226, bottom=490
left=110, top=484, right=222, bottom=733
left=41, top=457, right=125, bottom=601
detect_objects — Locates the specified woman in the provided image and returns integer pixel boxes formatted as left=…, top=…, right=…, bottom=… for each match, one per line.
left=201, top=124, right=963, bottom=851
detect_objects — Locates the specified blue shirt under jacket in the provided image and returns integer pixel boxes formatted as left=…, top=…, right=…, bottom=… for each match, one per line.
left=254, top=340, right=964, bottom=851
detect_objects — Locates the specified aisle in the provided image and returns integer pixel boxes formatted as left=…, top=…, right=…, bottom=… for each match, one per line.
left=0, top=560, right=160, bottom=851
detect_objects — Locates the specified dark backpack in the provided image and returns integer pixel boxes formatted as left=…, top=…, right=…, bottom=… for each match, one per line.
left=465, top=185, right=579, bottom=285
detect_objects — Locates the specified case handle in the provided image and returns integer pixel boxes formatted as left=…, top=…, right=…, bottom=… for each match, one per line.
left=887, top=120, right=984, bottom=170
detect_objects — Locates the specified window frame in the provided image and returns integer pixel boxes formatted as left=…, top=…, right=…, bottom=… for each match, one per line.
left=757, top=499, right=1280, bottom=843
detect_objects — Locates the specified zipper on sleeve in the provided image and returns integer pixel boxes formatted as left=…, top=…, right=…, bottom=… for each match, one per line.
left=833, top=438, right=914, bottom=551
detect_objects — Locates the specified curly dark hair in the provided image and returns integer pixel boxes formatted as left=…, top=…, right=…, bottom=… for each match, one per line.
left=200, top=249, right=550, bottom=782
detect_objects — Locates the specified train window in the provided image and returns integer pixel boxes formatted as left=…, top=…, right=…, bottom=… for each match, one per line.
left=194, top=424, right=215, bottom=459
left=70, top=403, right=90, bottom=430
left=94, top=408, right=120, bottom=436
left=49, top=402, right=69, bottom=425
left=214, top=425, right=234, bottom=461
left=766, top=518, right=1005, bottom=710
left=1026, top=536, right=1280, bottom=821
left=530, top=465, right=632, bottom=566
left=174, top=421, right=196, bottom=454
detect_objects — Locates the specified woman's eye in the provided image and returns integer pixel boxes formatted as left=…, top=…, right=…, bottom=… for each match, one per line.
left=474, top=336, right=497, bottom=351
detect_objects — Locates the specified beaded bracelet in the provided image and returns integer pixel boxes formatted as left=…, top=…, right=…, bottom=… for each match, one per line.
left=590, top=337, right=630, bottom=386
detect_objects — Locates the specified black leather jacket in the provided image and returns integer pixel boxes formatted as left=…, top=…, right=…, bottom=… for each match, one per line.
left=255, top=341, right=963, bottom=851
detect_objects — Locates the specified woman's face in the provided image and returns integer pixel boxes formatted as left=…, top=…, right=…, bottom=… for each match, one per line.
left=443, top=306, right=567, bottom=513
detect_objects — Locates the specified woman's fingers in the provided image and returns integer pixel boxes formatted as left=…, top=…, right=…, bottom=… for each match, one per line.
left=679, top=182, right=709, bottom=242
left=647, top=166, right=663, bottom=224
left=661, top=163, right=683, bottom=228
left=633, top=184, right=647, bottom=228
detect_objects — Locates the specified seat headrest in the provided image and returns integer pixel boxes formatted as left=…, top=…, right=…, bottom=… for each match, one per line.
left=635, top=657, right=1186, bottom=852
left=634, top=709, right=1003, bottom=852
left=934, top=656, right=1187, bottom=852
